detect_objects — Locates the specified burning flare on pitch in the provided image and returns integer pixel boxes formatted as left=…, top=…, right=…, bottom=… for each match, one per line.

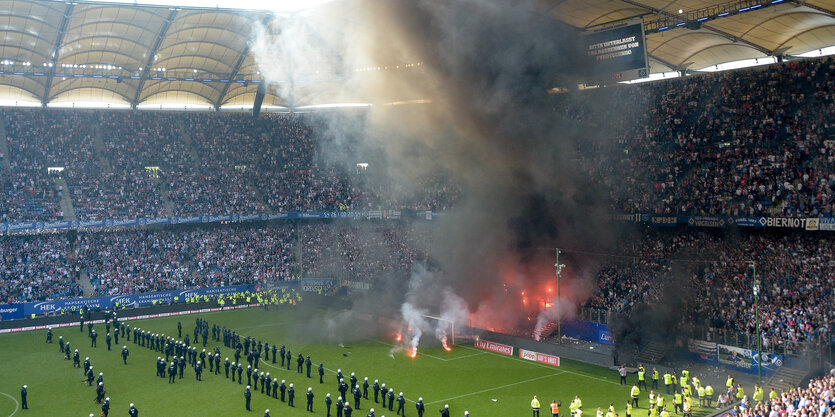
left=441, top=336, right=452, bottom=351
left=394, top=333, right=402, bottom=342
left=409, top=347, right=418, bottom=358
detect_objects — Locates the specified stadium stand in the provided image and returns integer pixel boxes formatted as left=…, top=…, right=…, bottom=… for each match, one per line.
left=583, top=230, right=833, bottom=352
left=562, top=56, right=835, bottom=218
left=735, top=367, right=835, bottom=417
left=0, top=56, right=831, bottom=357
left=0, top=233, right=82, bottom=303
left=1, top=109, right=460, bottom=219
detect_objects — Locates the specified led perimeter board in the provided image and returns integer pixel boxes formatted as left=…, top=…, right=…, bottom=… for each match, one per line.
left=583, top=20, right=649, bottom=83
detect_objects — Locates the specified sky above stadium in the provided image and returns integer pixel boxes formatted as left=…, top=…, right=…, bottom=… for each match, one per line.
left=57, top=0, right=334, bottom=13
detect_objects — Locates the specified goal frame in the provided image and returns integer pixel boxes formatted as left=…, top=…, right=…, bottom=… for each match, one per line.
left=420, top=314, right=455, bottom=346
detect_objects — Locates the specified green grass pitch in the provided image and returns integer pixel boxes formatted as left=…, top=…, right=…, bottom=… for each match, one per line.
left=0, top=305, right=714, bottom=417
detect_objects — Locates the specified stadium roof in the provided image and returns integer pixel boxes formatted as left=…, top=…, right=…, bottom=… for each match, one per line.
left=545, top=0, right=835, bottom=73
left=0, top=0, right=832, bottom=109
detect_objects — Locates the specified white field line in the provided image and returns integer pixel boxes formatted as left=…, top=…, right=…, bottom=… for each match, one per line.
left=0, top=392, right=19, bottom=417
left=424, top=372, right=566, bottom=405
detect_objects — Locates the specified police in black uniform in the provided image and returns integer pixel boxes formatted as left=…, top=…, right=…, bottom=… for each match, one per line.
left=337, top=397, right=344, bottom=417
left=339, top=379, right=349, bottom=401
left=102, top=397, right=110, bottom=417
left=280, top=380, right=287, bottom=402
left=95, top=382, right=105, bottom=403
left=121, top=346, right=129, bottom=364
left=381, top=384, right=388, bottom=408
left=225, top=357, right=231, bottom=378
left=396, top=392, right=406, bottom=416
left=279, top=345, right=286, bottom=367
left=345, top=403, right=353, bottom=417
left=286, top=350, right=292, bottom=370
left=272, top=378, right=279, bottom=399
left=354, top=387, right=362, bottom=409
left=416, top=398, right=425, bottom=417
left=307, top=387, right=315, bottom=412
left=325, top=393, right=332, bottom=417
left=439, top=405, right=450, bottom=417
left=297, top=353, right=304, bottom=373
left=91, top=330, right=98, bottom=347
left=387, top=389, right=395, bottom=411
left=288, top=384, right=296, bottom=407
left=373, top=380, right=380, bottom=403
left=306, top=356, right=313, bottom=378
left=169, top=362, right=177, bottom=383
left=271, top=344, right=277, bottom=364
left=46, top=328, right=52, bottom=343
left=237, top=363, right=243, bottom=384
left=128, top=403, right=138, bottom=417
left=245, top=386, right=252, bottom=411
left=20, top=385, right=28, bottom=409
left=363, top=378, right=369, bottom=399
left=319, top=363, right=325, bottom=384
left=106, top=333, right=112, bottom=351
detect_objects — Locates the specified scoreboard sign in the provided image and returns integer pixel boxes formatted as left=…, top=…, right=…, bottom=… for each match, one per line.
left=583, top=20, right=649, bottom=83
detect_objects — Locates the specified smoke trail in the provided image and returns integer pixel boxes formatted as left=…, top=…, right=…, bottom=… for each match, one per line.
left=400, top=302, right=427, bottom=354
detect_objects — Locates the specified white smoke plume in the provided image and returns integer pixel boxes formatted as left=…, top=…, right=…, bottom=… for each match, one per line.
left=400, top=302, right=427, bottom=354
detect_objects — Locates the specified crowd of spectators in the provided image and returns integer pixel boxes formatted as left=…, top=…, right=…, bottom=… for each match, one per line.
left=1, top=56, right=834, bottom=221
left=0, top=108, right=462, bottom=220
left=0, top=233, right=82, bottom=303
left=298, top=222, right=430, bottom=281
left=0, top=221, right=431, bottom=302
left=72, top=222, right=428, bottom=297
left=560, top=56, right=835, bottom=218
left=585, top=229, right=834, bottom=349
left=0, top=170, right=63, bottom=222
left=66, top=170, right=166, bottom=220
left=733, top=367, right=834, bottom=417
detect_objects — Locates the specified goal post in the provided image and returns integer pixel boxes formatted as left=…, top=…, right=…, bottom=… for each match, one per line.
left=420, top=314, right=455, bottom=346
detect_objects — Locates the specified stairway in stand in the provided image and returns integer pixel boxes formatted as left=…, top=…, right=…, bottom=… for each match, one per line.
left=635, top=341, right=668, bottom=364
left=765, top=366, right=807, bottom=393
left=0, top=110, right=9, bottom=169
left=54, top=176, right=77, bottom=221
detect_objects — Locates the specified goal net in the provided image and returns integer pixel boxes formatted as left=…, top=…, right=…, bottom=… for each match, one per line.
left=420, top=314, right=456, bottom=348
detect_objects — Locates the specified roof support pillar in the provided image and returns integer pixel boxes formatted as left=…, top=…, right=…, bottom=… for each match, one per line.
left=133, top=9, right=178, bottom=108
left=43, top=3, right=74, bottom=107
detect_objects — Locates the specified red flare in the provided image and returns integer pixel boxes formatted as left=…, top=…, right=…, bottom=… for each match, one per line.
left=409, top=347, right=417, bottom=358
left=394, top=333, right=402, bottom=342
left=441, top=336, right=452, bottom=351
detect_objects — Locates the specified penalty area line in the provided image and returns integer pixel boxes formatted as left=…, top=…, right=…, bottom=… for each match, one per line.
left=424, top=372, right=566, bottom=406
left=0, top=392, right=19, bottom=417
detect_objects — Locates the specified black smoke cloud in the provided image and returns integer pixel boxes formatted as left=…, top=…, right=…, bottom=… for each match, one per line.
left=253, top=0, right=626, bottom=341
